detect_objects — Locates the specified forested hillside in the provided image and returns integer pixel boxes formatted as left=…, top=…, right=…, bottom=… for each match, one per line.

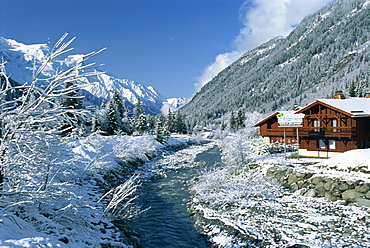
left=181, top=0, right=370, bottom=126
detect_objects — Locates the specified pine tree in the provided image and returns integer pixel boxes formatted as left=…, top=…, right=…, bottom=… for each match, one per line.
left=174, top=111, right=186, bottom=134
left=155, top=114, right=170, bottom=142
left=165, top=109, right=175, bottom=133
left=220, top=121, right=227, bottom=131
left=229, top=111, right=236, bottom=132
left=132, top=97, right=147, bottom=134
left=98, top=91, right=132, bottom=135
left=133, top=97, right=144, bottom=119
left=107, top=91, right=131, bottom=135
left=135, top=114, right=147, bottom=134
left=237, top=109, right=246, bottom=129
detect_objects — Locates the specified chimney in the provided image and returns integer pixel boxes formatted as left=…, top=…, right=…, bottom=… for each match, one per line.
left=333, top=90, right=345, bottom=99
left=365, top=92, right=370, bottom=98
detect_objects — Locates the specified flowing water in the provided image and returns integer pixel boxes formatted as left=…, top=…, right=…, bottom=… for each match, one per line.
left=129, top=146, right=223, bottom=248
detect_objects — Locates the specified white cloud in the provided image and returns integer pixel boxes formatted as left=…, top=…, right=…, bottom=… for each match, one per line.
left=195, top=0, right=333, bottom=92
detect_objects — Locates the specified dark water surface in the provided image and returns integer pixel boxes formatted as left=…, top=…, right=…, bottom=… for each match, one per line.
left=129, top=146, right=223, bottom=248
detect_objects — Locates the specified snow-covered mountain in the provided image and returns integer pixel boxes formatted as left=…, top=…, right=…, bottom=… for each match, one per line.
left=0, top=36, right=181, bottom=115
left=181, top=0, right=370, bottom=124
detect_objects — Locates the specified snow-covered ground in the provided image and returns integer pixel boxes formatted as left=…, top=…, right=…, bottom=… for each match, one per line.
left=0, top=134, right=199, bottom=247
left=188, top=131, right=370, bottom=247
left=2, top=130, right=370, bottom=247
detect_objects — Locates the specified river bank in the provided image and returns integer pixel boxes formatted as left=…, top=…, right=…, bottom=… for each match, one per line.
left=187, top=133, right=370, bottom=247
left=0, top=134, right=205, bottom=247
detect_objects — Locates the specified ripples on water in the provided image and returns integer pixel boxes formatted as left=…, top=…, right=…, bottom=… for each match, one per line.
left=129, top=145, right=222, bottom=248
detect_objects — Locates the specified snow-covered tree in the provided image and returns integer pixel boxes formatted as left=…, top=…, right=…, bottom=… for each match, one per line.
left=229, top=111, right=236, bottom=132
left=133, top=97, right=147, bottom=134
left=236, top=109, right=246, bottom=129
left=106, top=91, right=131, bottom=135
left=174, top=111, right=187, bottom=134
left=165, top=109, right=175, bottom=133
left=0, top=33, right=104, bottom=194
left=154, top=114, right=170, bottom=142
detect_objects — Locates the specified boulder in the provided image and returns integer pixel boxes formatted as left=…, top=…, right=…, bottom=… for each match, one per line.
left=339, top=183, right=349, bottom=191
left=365, top=191, right=370, bottom=199
left=357, top=184, right=370, bottom=193
left=324, top=180, right=334, bottom=191
left=357, top=198, right=370, bottom=208
left=342, top=189, right=364, bottom=202
left=304, top=189, right=316, bottom=198
left=288, top=174, right=298, bottom=185
left=311, top=177, right=322, bottom=185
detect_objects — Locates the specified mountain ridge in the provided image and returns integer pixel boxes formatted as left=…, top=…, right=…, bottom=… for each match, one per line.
left=0, top=36, right=181, bottom=115
left=181, top=0, right=370, bottom=126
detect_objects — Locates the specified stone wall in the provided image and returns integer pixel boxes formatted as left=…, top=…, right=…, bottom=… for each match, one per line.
left=266, top=167, right=370, bottom=207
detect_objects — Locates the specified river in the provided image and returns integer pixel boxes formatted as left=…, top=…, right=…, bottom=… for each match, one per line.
left=129, top=145, right=223, bottom=248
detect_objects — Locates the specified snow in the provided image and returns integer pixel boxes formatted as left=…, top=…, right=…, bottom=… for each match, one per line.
left=0, top=134, right=199, bottom=247
left=188, top=131, right=370, bottom=247
left=0, top=35, right=183, bottom=115
left=2, top=127, right=370, bottom=247
left=317, top=148, right=370, bottom=172
left=318, top=98, right=370, bottom=116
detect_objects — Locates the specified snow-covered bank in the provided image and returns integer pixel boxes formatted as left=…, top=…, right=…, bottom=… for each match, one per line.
left=0, top=134, right=199, bottom=247
left=188, top=131, right=370, bottom=247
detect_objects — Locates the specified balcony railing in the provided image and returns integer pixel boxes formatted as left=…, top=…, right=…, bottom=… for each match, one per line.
left=262, top=128, right=298, bottom=136
left=299, top=127, right=356, bottom=137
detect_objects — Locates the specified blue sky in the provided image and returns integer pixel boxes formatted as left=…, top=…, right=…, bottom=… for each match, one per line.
left=0, top=0, right=332, bottom=98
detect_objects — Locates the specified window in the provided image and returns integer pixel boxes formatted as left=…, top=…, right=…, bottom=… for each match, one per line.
left=329, top=140, right=336, bottom=150
left=318, top=139, right=325, bottom=149
left=313, top=119, right=321, bottom=132
left=332, top=119, right=340, bottom=132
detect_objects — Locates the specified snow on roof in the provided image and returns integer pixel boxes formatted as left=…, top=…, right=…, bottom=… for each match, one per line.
left=318, top=98, right=370, bottom=117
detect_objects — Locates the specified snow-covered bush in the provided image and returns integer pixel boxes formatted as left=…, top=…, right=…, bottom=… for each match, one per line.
left=218, top=130, right=269, bottom=172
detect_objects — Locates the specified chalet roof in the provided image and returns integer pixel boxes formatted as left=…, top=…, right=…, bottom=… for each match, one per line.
left=297, top=98, right=370, bottom=117
left=254, top=112, right=279, bottom=127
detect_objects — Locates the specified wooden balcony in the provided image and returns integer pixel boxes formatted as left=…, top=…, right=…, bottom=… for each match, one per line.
left=299, top=127, right=356, bottom=138
left=262, top=128, right=299, bottom=137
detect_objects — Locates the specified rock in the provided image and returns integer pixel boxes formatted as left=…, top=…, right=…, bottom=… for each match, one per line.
left=304, top=189, right=316, bottom=198
left=339, top=183, right=349, bottom=191
left=342, top=189, right=364, bottom=202
left=288, top=174, right=298, bottom=185
left=295, top=172, right=306, bottom=179
left=325, top=192, right=339, bottom=202
left=311, top=177, right=322, bottom=185
left=324, top=180, right=334, bottom=191
left=365, top=191, right=370, bottom=199
left=357, top=198, right=370, bottom=208
left=304, top=173, right=314, bottom=179
left=357, top=184, right=370, bottom=193
left=290, top=182, right=299, bottom=192
left=332, top=190, right=342, bottom=197
left=297, top=181, right=305, bottom=189
left=315, top=182, right=325, bottom=191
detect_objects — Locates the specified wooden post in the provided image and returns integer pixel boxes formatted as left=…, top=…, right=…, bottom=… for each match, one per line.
left=284, top=127, right=287, bottom=160
left=296, top=127, right=299, bottom=158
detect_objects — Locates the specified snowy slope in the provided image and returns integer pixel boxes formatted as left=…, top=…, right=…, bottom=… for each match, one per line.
left=0, top=36, right=179, bottom=115
left=181, top=0, right=370, bottom=123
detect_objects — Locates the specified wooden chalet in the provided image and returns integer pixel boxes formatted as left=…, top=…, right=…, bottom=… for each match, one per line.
left=254, top=111, right=299, bottom=145
left=255, top=91, right=370, bottom=158
left=296, top=94, right=370, bottom=158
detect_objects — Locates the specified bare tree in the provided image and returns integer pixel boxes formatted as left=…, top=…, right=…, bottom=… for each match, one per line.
left=0, top=33, right=104, bottom=194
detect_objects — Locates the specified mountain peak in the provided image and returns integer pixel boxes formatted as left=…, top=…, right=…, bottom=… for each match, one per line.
left=0, top=36, right=181, bottom=115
